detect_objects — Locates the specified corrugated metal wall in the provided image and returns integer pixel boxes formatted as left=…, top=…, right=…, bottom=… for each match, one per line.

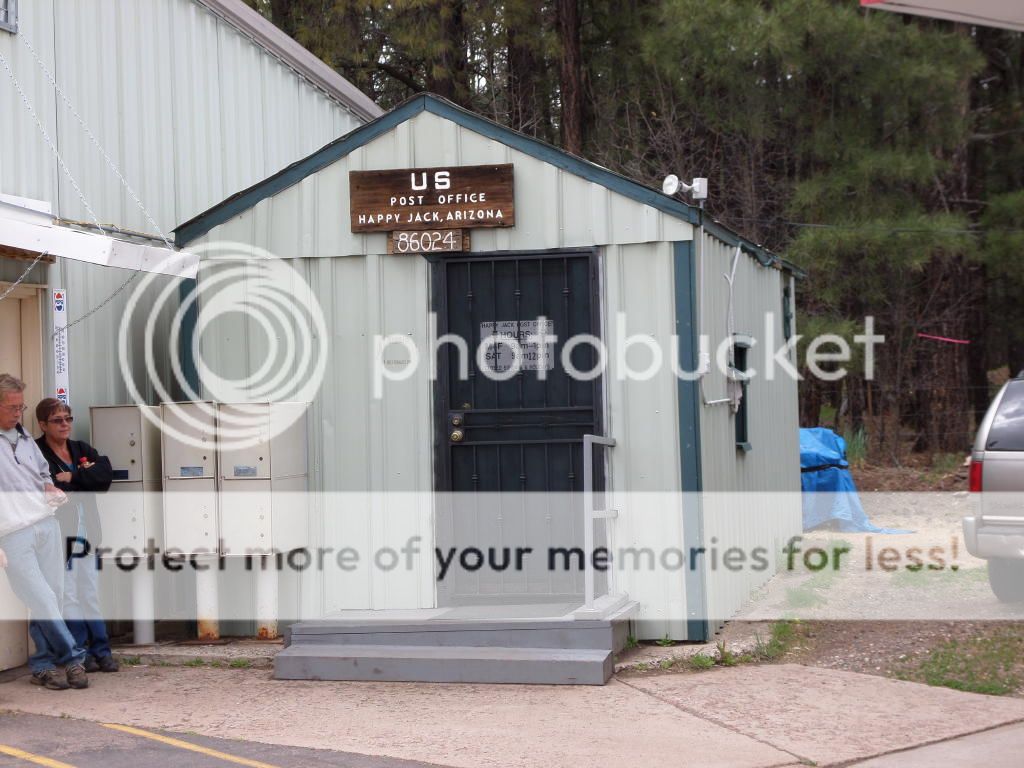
left=0, top=0, right=59, bottom=208
left=189, top=112, right=698, bottom=617
left=696, top=230, right=802, bottom=627
left=201, top=110, right=694, bottom=258
left=0, top=0, right=364, bottom=425
left=604, top=241, right=688, bottom=638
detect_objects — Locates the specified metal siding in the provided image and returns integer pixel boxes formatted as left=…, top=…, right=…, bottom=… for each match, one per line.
left=604, top=242, right=686, bottom=639
left=187, top=109, right=701, bottom=614
left=696, top=230, right=802, bottom=627
left=193, top=110, right=695, bottom=259
left=1, top=0, right=366, bottom=436
left=189, top=251, right=434, bottom=613
left=0, top=0, right=59, bottom=207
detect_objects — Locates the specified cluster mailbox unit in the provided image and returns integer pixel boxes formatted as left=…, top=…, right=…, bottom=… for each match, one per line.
left=217, top=402, right=310, bottom=557
left=90, top=405, right=163, bottom=644
left=157, top=401, right=309, bottom=638
left=160, top=401, right=220, bottom=555
left=90, top=405, right=163, bottom=552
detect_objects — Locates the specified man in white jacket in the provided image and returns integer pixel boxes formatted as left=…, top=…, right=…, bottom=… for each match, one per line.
left=0, top=373, right=88, bottom=690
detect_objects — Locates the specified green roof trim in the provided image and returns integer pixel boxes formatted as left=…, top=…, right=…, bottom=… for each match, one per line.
left=174, top=93, right=802, bottom=278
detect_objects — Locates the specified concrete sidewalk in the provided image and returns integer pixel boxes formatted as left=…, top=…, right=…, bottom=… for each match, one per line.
left=2, top=662, right=1022, bottom=767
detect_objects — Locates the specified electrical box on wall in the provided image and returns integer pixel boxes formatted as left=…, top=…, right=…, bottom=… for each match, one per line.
left=160, top=402, right=219, bottom=555
left=217, top=402, right=309, bottom=556
left=90, top=405, right=163, bottom=556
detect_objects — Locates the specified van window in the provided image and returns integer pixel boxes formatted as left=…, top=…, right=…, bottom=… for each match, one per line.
left=986, top=380, right=1024, bottom=451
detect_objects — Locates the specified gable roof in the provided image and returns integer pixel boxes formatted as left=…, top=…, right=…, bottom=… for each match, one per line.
left=174, top=92, right=803, bottom=277
left=196, top=0, right=381, bottom=122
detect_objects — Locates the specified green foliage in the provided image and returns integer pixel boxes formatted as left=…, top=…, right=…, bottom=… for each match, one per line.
left=687, top=653, right=716, bottom=671
left=244, top=0, right=1022, bottom=455
left=897, top=632, right=1024, bottom=696
left=764, top=620, right=799, bottom=659
left=716, top=640, right=738, bottom=666
left=842, top=427, right=868, bottom=467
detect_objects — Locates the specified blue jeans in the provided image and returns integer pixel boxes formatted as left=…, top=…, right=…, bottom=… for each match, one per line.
left=0, top=517, right=86, bottom=673
left=64, top=543, right=112, bottom=660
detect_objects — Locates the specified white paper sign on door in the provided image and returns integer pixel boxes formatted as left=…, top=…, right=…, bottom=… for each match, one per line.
left=479, top=319, right=555, bottom=373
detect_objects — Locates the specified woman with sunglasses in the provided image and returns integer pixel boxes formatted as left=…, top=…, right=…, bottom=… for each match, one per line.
left=35, top=399, right=119, bottom=674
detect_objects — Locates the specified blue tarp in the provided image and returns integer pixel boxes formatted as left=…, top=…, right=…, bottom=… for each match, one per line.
left=799, top=428, right=909, bottom=533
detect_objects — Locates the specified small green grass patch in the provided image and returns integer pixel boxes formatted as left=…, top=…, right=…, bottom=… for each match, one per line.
left=896, top=631, right=1024, bottom=696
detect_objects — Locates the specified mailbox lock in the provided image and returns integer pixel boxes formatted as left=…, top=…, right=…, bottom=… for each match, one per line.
left=450, top=429, right=465, bottom=443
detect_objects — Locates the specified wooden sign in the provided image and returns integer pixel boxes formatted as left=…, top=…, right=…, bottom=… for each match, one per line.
left=388, top=229, right=469, bottom=255
left=350, top=164, right=514, bottom=233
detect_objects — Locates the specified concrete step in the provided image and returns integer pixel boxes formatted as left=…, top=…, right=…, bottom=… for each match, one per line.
left=274, top=644, right=613, bottom=685
left=286, top=619, right=625, bottom=651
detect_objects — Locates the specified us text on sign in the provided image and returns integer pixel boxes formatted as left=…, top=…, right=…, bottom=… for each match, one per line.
left=350, top=164, right=514, bottom=233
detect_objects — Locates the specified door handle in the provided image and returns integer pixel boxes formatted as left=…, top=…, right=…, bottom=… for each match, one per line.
left=450, top=429, right=465, bottom=443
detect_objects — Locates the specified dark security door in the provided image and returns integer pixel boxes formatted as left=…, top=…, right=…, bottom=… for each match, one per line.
left=433, top=250, right=603, bottom=605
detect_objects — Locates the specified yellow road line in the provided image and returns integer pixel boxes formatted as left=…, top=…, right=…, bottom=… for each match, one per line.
left=0, top=744, right=76, bottom=768
left=100, top=724, right=281, bottom=768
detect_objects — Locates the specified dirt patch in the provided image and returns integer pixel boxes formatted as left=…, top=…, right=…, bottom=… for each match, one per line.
left=851, top=457, right=969, bottom=492
left=776, top=620, right=1024, bottom=697
left=623, top=619, right=1024, bottom=700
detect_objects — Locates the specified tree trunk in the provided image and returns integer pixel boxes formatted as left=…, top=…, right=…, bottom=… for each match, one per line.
left=269, top=0, right=298, bottom=37
left=557, top=0, right=583, bottom=154
left=426, top=1, right=469, bottom=106
left=507, top=5, right=541, bottom=135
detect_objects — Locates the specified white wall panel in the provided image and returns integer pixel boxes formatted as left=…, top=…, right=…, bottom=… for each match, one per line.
left=1, top=0, right=368, bottom=437
left=696, top=231, right=802, bottom=627
left=604, top=242, right=688, bottom=638
left=0, top=0, right=59, bottom=207
left=202, top=111, right=695, bottom=258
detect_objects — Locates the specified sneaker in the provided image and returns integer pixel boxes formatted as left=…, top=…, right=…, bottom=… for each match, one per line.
left=30, top=668, right=69, bottom=690
left=65, top=663, right=89, bottom=689
left=83, top=656, right=100, bottom=673
left=96, top=655, right=119, bottom=673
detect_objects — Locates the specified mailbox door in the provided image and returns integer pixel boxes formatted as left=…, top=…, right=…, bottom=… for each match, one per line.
left=220, top=479, right=273, bottom=554
left=218, top=404, right=271, bottom=481
left=269, top=403, right=308, bottom=479
left=96, top=482, right=146, bottom=554
left=163, top=478, right=218, bottom=555
left=161, top=404, right=217, bottom=479
left=271, top=474, right=309, bottom=553
left=91, top=408, right=144, bottom=483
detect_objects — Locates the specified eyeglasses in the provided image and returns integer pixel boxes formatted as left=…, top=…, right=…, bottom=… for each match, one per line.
left=47, top=416, right=74, bottom=425
left=0, top=404, right=27, bottom=414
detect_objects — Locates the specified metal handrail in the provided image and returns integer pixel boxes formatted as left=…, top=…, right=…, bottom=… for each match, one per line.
left=582, top=434, right=617, bottom=613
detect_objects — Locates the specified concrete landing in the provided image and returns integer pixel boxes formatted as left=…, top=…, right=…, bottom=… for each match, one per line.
left=276, top=644, right=613, bottom=685
left=278, top=601, right=636, bottom=685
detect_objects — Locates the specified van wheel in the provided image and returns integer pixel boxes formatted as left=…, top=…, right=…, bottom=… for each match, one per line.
left=988, top=558, right=1024, bottom=603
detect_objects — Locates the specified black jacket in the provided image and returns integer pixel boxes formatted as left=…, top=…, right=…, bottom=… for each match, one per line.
left=35, top=438, right=112, bottom=558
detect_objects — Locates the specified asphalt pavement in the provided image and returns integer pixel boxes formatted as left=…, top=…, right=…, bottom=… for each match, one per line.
left=0, top=712, right=442, bottom=768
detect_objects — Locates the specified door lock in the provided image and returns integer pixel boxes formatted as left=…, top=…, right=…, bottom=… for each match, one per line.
left=451, top=414, right=463, bottom=426
left=450, top=429, right=465, bottom=443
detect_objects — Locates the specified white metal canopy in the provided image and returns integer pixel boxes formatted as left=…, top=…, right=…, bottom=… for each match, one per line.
left=0, top=195, right=198, bottom=279
left=861, top=1, right=1024, bottom=32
